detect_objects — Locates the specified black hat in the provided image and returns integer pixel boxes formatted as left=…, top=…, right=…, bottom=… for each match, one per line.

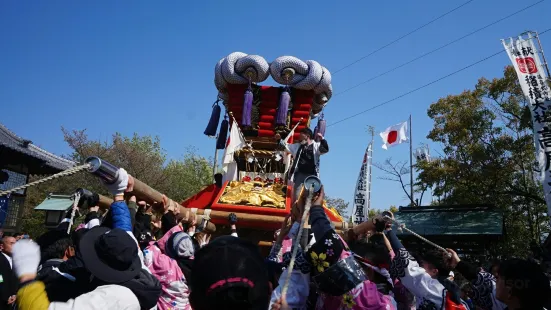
left=36, top=230, right=69, bottom=251
left=79, top=227, right=141, bottom=284
left=189, top=236, right=270, bottom=310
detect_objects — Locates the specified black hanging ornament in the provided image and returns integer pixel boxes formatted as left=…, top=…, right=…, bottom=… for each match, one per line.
left=204, top=99, right=221, bottom=137
left=216, top=115, right=229, bottom=150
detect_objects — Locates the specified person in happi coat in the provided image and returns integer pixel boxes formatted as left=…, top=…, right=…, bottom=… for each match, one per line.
left=276, top=128, right=329, bottom=201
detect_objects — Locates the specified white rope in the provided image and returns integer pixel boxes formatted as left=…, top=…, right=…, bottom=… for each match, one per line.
left=200, top=209, right=212, bottom=231
left=0, top=164, right=91, bottom=197
left=384, top=216, right=450, bottom=256
left=202, top=209, right=211, bottom=221
left=342, top=221, right=348, bottom=230
left=281, top=184, right=315, bottom=298
left=67, top=192, right=80, bottom=234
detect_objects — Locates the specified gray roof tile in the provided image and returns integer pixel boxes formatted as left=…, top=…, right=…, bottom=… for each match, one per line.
left=0, top=123, right=75, bottom=171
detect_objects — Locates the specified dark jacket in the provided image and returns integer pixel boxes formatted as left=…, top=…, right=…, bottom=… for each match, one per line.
left=37, top=258, right=84, bottom=302
left=120, top=269, right=162, bottom=310
left=0, top=253, right=16, bottom=310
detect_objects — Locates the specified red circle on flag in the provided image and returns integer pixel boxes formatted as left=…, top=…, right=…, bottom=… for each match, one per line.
left=516, top=57, right=537, bottom=74
left=387, top=130, right=398, bottom=144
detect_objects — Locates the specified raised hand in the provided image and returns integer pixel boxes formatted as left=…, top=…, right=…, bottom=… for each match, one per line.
left=277, top=215, right=292, bottom=243
left=313, top=186, right=325, bottom=206
left=445, top=248, right=461, bottom=269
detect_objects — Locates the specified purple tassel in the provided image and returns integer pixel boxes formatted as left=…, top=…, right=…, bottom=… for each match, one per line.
left=242, top=89, right=253, bottom=127
left=276, top=88, right=290, bottom=126
left=204, top=102, right=221, bottom=137
left=216, top=117, right=229, bottom=149
left=315, top=114, right=326, bottom=142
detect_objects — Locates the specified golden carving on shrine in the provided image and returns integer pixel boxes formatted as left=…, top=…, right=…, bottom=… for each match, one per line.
left=218, top=181, right=286, bottom=209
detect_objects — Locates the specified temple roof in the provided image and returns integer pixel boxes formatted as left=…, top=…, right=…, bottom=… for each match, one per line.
left=0, top=123, right=75, bottom=172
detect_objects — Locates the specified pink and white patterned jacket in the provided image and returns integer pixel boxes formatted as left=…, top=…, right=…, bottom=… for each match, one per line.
left=143, top=225, right=192, bottom=310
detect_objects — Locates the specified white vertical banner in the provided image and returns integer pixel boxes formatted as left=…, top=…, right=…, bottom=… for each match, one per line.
left=352, top=142, right=373, bottom=225
left=415, top=146, right=431, bottom=162
left=502, top=33, right=551, bottom=218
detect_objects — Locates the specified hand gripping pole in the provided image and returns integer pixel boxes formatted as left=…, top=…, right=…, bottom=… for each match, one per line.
left=85, top=156, right=218, bottom=233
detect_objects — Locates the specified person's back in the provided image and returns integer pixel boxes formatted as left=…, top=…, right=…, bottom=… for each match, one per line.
left=37, top=258, right=82, bottom=302
left=144, top=225, right=192, bottom=310
left=189, top=236, right=271, bottom=310
left=18, top=281, right=140, bottom=310
left=36, top=231, right=84, bottom=302
left=51, top=285, right=139, bottom=310
left=12, top=239, right=142, bottom=310
left=495, top=258, right=550, bottom=310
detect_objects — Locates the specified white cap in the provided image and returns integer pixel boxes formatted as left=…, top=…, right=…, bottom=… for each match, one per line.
left=449, top=271, right=455, bottom=277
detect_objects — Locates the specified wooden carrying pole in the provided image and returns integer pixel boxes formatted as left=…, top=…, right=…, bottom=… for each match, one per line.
left=127, top=178, right=217, bottom=233
left=97, top=186, right=348, bottom=233
left=87, top=157, right=350, bottom=234
left=98, top=194, right=113, bottom=209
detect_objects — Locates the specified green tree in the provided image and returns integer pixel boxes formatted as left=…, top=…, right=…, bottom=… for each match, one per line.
left=368, top=208, right=380, bottom=219
left=163, top=148, right=213, bottom=201
left=325, top=197, right=349, bottom=218
left=21, top=129, right=213, bottom=237
left=417, top=66, right=548, bottom=258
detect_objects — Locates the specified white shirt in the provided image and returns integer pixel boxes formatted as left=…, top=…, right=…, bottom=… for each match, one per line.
left=2, top=252, right=12, bottom=269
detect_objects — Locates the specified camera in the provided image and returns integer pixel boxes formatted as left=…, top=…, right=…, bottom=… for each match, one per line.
left=76, top=188, right=100, bottom=209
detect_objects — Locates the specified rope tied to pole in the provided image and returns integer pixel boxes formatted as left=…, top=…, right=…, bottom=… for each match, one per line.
left=384, top=215, right=451, bottom=257
left=280, top=183, right=315, bottom=299
left=67, top=191, right=80, bottom=234
left=0, top=164, right=91, bottom=197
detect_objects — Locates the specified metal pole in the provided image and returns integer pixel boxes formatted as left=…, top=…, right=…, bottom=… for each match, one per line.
left=409, top=114, right=414, bottom=206
left=533, top=31, right=551, bottom=80
left=213, top=134, right=219, bottom=181
left=366, top=126, right=374, bottom=217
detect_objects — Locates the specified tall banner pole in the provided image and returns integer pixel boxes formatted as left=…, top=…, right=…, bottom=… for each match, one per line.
left=352, top=128, right=372, bottom=225
left=367, top=127, right=374, bottom=217
left=502, top=32, right=551, bottom=223
left=409, top=114, right=414, bottom=206
left=532, top=31, right=551, bottom=79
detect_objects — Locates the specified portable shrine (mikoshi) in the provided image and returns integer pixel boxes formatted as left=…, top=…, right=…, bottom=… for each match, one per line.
left=182, top=52, right=344, bottom=239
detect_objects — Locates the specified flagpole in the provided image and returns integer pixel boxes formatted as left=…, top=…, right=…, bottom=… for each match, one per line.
left=531, top=31, right=551, bottom=79
left=366, top=126, right=374, bottom=217
left=409, top=114, right=414, bottom=206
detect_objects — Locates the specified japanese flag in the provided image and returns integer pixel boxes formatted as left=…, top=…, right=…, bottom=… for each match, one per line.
left=380, top=121, right=408, bottom=150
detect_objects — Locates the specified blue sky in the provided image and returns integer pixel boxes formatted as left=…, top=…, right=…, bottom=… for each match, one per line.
left=1, top=0, right=550, bottom=215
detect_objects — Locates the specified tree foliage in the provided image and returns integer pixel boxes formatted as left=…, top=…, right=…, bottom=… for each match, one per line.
left=417, top=66, right=549, bottom=258
left=367, top=205, right=398, bottom=219
left=325, top=196, right=349, bottom=218
left=21, top=129, right=212, bottom=237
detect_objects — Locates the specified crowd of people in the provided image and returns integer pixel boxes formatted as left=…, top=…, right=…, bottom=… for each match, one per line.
left=0, top=166, right=549, bottom=310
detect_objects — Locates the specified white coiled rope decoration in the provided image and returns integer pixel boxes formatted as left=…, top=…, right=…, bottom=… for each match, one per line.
left=214, top=52, right=270, bottom=101
left=214, top=53, right=333, bottom=117
left=270, top=56, right=332, bottom=116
